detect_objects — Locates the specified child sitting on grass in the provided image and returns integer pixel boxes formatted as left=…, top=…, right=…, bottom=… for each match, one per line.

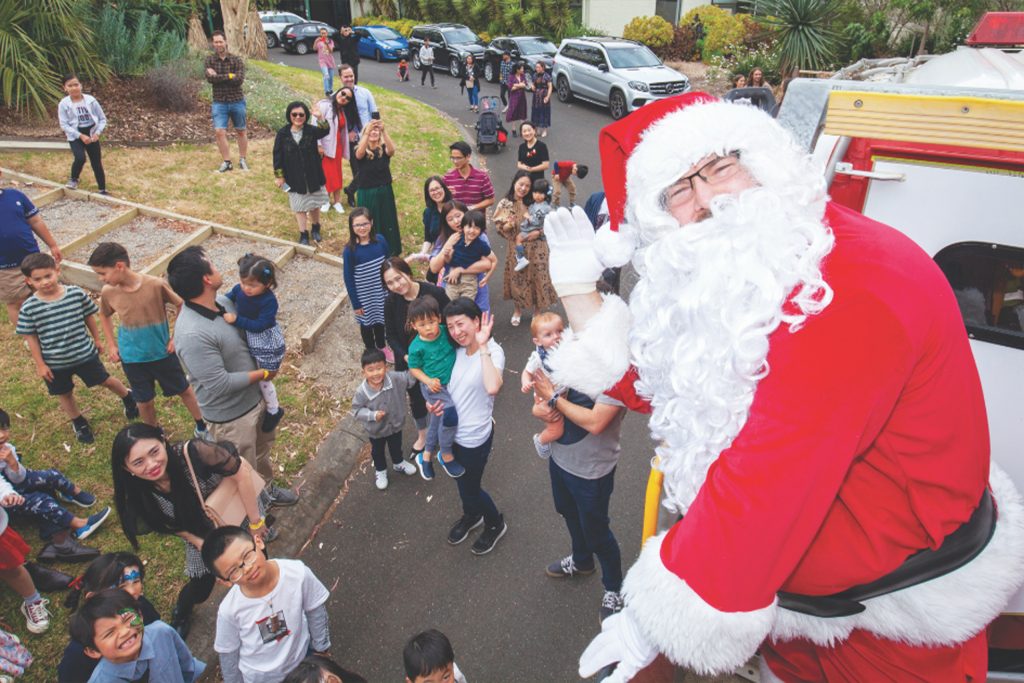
left=520, top=312, right=567, bottom=459
left=70, top=588, right=204, bottom=682
left=406, top=298, right=464, bottom=480
left=223, top=254, right=286, bottom=433
left=0, top=408, right=110, bottom=563
left=514, top=179, right=552, bottom=272
left=16, top=252, right=139, bottom=444
left=351, top=349, right=418, bottom=490
left=88, top=241, right=207, bottom=438
left=403, top=629, right=467, bottom=683
left=204, top=525, right=331, bottom=683
left=59, top=552, right=161, bottom=683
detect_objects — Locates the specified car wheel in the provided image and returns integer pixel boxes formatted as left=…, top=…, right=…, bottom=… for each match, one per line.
left=450, top=57, right=461, bottom=78
left=265, top=32, right=278, bottom=49
left=412, top=51, right=422, bottom=69
left=609, top=89, right=627, bottom=120
left=484, top=61, right=495, bottom=83
left=375, top=49, right=382, bottom=61
left=296, top=41, right=310, bottom=55
left=556, top=75, right=573, bottom=103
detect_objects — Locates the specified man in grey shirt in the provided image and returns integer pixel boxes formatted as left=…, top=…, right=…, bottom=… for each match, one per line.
left=534, top=374, right=626, bottom=622
left=167, top=246, right=297, bottom=507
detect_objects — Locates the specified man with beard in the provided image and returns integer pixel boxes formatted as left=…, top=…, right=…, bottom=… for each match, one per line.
left=540, top=93, right=1024, bottom=682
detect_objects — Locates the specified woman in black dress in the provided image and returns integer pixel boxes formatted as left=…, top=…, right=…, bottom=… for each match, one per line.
left=517, top=120, right=549, bottom=183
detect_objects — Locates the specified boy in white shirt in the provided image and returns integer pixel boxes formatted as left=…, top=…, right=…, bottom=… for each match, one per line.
left=204, top=526, right=331, bottom=683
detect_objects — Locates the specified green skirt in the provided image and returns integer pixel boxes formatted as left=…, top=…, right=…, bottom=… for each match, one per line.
left=357, top=184, right=402, bottom=256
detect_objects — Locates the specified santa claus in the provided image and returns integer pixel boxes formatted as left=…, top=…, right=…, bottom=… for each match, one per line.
left=541, top=92, right=1024, bottom=681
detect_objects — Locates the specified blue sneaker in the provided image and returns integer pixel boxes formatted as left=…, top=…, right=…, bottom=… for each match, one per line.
left=74, top=507, right=111, bottom=540
left=438, top=455, right=466, bottom=479
left=56, top=489, right=96, bottom=508
left=415, top=452, right=434, bottom=481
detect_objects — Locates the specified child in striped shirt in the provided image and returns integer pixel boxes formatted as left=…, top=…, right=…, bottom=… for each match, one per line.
left=15, top=253, right=137, bottom=444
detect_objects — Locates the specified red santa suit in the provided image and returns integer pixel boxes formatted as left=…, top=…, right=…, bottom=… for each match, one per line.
left=548, top=94, right=1024, bottom=682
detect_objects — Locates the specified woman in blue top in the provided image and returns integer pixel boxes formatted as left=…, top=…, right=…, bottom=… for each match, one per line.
left=342, top=208, right=391, bottom=355
left=428, top=201, right=496, bottom=312
left=414, top=176, right=452, bottom=262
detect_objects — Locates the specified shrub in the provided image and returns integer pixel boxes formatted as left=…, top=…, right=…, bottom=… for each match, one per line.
left=708, top=40, right=783, bottom=86
left=680, top=5, right=747, bottom=60
left=92, top=5, right=187, bottom=77
left=623, top=15, right=674, bottom=49
left=143, top=61, right=199, bottom=113
left=659, top=24, right=700, bottom=61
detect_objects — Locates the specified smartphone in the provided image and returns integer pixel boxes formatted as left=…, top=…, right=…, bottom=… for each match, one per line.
left=371, top=111, right=381, bottom=120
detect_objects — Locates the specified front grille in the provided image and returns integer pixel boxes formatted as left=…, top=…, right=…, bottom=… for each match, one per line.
left=650, top=80, right=688, bottom=96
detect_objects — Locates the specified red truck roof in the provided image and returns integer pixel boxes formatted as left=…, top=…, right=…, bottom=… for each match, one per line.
left=966, top=12, right=1024, bottom=47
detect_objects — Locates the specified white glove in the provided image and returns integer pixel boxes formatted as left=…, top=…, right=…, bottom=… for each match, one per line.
left=579, top=611, right=659, bottom=682
left=544, top=206, right=604, bottom=298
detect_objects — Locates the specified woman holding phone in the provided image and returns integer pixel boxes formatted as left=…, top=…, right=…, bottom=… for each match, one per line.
left=355, top=114, right=401, bottom=256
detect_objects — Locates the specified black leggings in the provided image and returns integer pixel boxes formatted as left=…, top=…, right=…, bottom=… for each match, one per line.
left=370, top=431, right=403, bottom=471
left=69, top=125, right=105, bottom=190
left=500, top=83, right=509, bottom=106
left=174, top=573, right=215, bottom=617
left=360, top=323, right=386, bottom=350
left=421, top=64, right=435, bottom=86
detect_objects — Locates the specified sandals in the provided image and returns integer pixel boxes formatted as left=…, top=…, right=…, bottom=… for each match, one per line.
left=511, top=314, right=521, bottom=327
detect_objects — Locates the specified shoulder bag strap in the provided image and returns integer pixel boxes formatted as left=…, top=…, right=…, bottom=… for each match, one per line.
left=180, top=440, right=215, bottom=522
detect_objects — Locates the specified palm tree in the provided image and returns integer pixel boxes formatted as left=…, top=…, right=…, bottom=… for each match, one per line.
left=0, top=0, right=109, bottom=116
left=756, top=0, right=841, bottom=72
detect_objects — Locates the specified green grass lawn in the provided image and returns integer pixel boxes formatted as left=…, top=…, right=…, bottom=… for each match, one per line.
left=0, top=60, right=460, bottom=680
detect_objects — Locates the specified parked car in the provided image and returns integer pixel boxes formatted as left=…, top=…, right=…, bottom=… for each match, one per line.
left=483, top=35, right=557, bottom=83
left=258, top=10, right=307, bottom=49
left=408, top=23, right=487, bottom=78
left=355, top=25, right=410, bottom=61
left=281, top=21, right=340, bottom=55
left=552, top=36, right=690, bottom=120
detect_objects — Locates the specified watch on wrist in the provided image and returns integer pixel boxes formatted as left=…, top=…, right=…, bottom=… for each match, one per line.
left=547, top=395, right=559, bottom=409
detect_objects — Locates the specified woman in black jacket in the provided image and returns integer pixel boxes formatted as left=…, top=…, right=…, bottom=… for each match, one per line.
left=273, top=101, right=331, bottom=245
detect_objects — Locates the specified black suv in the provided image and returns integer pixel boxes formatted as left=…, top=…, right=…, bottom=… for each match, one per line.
left=280, top=21, right=339, bottom=55
left=409, top=23, right=487, bottom=78
left=482, top=36, right=557, bottom=83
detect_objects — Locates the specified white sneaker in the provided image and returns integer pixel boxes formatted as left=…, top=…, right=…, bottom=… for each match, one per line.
left=514, top=256, right=530, bottom=272
left=533, top=433, right=552, bottom=459
left=393, top=460, right=417, bottom=476
left=333, top=202, right=345, bottom=214
left=320, top=202, right=331, bottom=213
left=21, top=598, right=50, bottom=634
left=375, top=470, right=389, bottom=490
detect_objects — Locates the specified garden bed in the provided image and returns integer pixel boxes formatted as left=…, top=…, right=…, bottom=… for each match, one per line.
left=274, top=254, right=346, bottom=346
left=0, top=176, right=46, bottom=198
left=39, top=197, right=130, bottom=248
left=66, top=215, right=199, bottom=270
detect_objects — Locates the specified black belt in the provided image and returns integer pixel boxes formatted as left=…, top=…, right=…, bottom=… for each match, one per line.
left=778, top=488, right=996, bottom=618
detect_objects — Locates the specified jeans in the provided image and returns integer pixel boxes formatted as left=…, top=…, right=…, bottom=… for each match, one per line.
left=320, top=65, right=334, bottom=94
left=467, top=84, right=479, bottom=107
left=69, top=125, right=105, bottom=190
left=210, top=100, right=247, bottom=130
left=453, top=429, right=500, bottom=527
left=370, top=431, right=403, bottom=472
left=549, top=458, right=622, bottom=592
left=421, top=384, right=457, bottom=455
left=11, top=469, right=77, bottom=540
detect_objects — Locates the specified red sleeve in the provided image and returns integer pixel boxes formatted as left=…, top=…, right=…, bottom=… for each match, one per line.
left=604, top=366, right=652, bottom=414
left=661, top=293, right=914, bottom=612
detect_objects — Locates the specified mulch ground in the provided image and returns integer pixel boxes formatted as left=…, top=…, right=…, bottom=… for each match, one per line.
left=0, top=76, right=272, bottom=144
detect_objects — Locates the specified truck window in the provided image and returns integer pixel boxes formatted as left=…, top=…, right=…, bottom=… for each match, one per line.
left=935, top=242, right=1024, bottom=349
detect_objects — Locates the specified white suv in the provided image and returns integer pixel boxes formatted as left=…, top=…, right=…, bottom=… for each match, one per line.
left=258, top=10, right=307, bottom=49
left=553, top=37, right=690, bottom=120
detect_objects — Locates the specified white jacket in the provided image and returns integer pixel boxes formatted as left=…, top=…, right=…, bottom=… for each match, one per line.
left=58, top=94, right=107, bottom=142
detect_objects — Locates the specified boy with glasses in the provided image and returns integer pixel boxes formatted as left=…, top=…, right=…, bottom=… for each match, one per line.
left=203, top=526, right=331, bottom=683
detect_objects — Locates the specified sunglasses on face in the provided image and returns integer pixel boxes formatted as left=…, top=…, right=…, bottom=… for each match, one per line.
left=290, top=112, right=306, bottom=119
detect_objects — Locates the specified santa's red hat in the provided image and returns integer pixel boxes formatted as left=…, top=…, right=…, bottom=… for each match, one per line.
left=593, top=92, right=824, bottom=268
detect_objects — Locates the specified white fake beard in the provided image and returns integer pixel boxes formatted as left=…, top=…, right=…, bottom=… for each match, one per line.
left=629, top=187, right=834, bottom=514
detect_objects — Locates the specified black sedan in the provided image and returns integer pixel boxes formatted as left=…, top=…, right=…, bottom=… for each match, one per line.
left=482, top=35, right=557, bottom=83
left=281, top=22, right=339, bottom=55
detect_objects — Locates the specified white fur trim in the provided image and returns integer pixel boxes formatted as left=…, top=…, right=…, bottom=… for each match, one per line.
left=623, top=532, right=777, bottom=675
left=593, top=221, right=637, bottom=268
left=771, top=462, right=1024, bottom=647
left=547, top=294, right=631, bottom=397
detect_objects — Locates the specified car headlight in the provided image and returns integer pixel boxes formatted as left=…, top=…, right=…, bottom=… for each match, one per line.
left=627, top=81, right=649, bottom=93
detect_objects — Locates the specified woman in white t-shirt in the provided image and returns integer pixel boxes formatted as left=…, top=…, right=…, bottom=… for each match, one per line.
left=431, top=297, right=507, bottom=556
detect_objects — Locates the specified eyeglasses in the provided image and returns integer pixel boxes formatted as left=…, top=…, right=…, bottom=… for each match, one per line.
left=351, top=221, right=372, bottom=229
left=290, top=112, right=306, bottom=119
left=221, top=543, right=259, bottom=583
left=662, top=152, right=743, bottom=208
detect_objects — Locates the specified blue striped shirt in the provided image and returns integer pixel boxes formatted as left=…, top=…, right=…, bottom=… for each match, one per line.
left=343, top=235, right=389, bottom=326
left=16, top=285, right=99, bottom=368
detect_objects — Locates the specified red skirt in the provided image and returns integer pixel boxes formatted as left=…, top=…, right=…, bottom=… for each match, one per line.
left=0, top=526, right=30, bottom=570
left=322, top=132, right=345, bottom=194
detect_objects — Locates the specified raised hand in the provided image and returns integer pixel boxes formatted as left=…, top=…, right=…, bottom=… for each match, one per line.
left=543, top=206, right=604, bottom=297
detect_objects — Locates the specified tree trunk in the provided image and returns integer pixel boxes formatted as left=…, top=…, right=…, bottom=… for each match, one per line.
left=188, top=13, right=209, bottom=52
left=917, top=19, right=930, bottom=56
left=242, top=9, right=268, bottom=59
left=220, top=0, right=249, bottom=54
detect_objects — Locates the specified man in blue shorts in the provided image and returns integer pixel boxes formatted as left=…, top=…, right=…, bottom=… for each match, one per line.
left=205, top=31, right=249, bottom=174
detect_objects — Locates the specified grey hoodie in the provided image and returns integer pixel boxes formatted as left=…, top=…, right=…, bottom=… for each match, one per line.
left=351, top=371, right=413, bottom=439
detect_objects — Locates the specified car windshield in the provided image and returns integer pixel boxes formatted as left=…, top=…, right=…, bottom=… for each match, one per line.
left=518, top=38, right=556, bottom=55
left=443, top=28, right=479, bottom=44
left=606, top=46, right=662, bottom=68
left=370, top=27, right=402, bottom=41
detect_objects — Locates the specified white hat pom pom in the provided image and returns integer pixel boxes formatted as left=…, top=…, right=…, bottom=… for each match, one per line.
left=593, top=221, right=636, bottom=268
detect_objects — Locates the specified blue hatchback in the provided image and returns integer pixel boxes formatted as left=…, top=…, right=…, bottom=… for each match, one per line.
left=355, top=25, right=410, bottom=61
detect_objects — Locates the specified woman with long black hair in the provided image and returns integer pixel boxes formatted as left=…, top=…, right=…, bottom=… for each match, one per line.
left=110, top=423, right=270, bottom=638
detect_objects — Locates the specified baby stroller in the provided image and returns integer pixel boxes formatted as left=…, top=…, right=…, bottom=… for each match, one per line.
left=475, top=96, right=507, bottom=153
